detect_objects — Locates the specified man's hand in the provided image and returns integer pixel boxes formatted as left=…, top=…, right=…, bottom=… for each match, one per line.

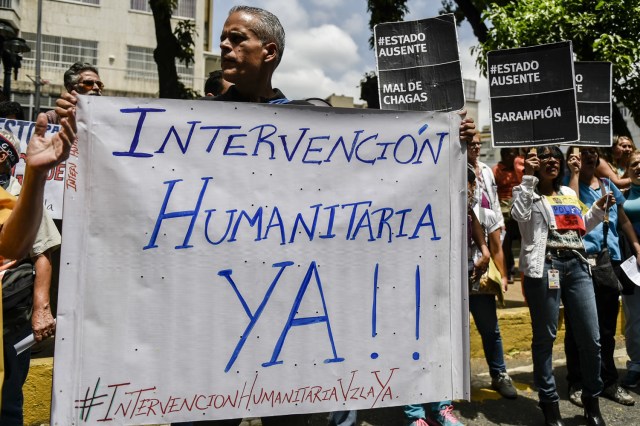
left=460, top=120, right=477, bottom=144
left=26, top=111, right=76, bottom=176
left=32, top=304, right=56, bottom=342
left=457, top=109, right=477, bottom=143
left=55, top=91, right=78, bottom=119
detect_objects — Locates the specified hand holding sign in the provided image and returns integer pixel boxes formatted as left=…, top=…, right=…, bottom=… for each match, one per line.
left=55, top=91, right=79, bottom=121
left=566, top=152, right=581, bottom=175
left=458, top=110, right=477, bottom=143
left=524, top=150, right=540, bottom=175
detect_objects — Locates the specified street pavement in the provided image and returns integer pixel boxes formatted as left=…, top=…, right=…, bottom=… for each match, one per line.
left=162, top=347, right=640, bottom=426
left=304, top=348, right=638, bottom=426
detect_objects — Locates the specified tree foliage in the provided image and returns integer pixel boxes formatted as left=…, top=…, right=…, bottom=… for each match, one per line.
left=360, top=0, right=409, bottom=107
left=149, top=0, right=199, bottom=99
left=363, top=0, right=639, bottom=131
left=474, top=0, right=640, bottom=131
left=366, top=0, right=409, bottom=49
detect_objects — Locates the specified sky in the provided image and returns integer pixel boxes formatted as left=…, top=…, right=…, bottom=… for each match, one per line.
left=211, top=0, right=490, bottom=127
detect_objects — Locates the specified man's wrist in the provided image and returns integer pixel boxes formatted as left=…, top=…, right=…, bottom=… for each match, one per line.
left=24, top=163, right=49, bottom=183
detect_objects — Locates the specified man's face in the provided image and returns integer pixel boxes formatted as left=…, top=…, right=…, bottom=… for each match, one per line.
left=467, top=138, right=481, bottom=163
left=74, top=70, right=103, bottom=95
left=219, top=11, right=269, bottom=84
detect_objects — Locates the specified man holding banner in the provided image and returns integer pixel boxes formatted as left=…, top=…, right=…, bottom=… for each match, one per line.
left=51, top=5, right=476, bottom=426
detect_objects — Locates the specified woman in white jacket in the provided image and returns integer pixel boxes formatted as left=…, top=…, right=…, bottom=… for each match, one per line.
left=511, top=146, right=613, bottom=426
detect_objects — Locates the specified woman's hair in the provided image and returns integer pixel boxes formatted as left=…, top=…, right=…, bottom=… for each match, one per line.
left=615, top=135, right=635, bottom=149
left=601, top=135, right=636, bottom=169
left=499, top=147, right=519, bottom=162
left=533, top=145, right=565, bottom=192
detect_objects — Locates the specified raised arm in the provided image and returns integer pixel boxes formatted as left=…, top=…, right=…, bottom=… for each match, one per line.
left=0, top=112, right=76, bottom=259
left=566, top=152, right=581, bottom=195
left=595, top=158, right=631, bottom=190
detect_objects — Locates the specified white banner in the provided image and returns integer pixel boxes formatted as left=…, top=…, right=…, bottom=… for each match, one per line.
left=2, top=118, right=65, bottom=219
left=52, top=96, right=469, bottom=424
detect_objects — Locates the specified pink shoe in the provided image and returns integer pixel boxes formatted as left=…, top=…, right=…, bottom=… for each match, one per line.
left=426, top=404, right=465, bottom=426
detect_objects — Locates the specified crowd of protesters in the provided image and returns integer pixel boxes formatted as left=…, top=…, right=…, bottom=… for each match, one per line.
left=3, top=4, right=640, bottom=426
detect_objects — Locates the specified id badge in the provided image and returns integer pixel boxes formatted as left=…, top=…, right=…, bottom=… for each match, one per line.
left=548, top=269, right=560, bottom=289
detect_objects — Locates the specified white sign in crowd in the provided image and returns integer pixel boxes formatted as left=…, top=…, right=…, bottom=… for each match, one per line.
left=51, top=96, right=468, bottom=424
left=1, top=118, right=64, bottom=219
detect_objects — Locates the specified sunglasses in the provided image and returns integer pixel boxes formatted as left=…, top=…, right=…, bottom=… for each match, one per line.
left=77, top=79, right=104, bottom=91
left=537, top=153, right=561, bottom=162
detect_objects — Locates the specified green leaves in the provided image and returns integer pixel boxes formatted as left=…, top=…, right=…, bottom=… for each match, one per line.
left=475, top=0, right=640, bottom=127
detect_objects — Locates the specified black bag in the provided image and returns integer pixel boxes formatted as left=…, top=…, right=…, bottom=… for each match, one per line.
left=2, top=261, right=35, bottom=337
left=617, top=211, right=637, bottom=295
left=590, top=219, right=622, bottom=292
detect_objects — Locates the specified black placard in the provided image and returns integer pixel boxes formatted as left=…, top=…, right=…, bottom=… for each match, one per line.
left=374, top=15, right=464, bottom=112
left=574, top=62, right=612, bottom=147
left=488, top=41, right=579, bottom=147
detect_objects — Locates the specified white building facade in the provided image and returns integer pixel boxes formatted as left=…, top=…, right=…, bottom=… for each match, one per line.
left=1, top=0, right=219, bottom=119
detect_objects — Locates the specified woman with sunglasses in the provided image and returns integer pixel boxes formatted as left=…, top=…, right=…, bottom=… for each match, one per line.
left=512, top=145, right=613, bottom=426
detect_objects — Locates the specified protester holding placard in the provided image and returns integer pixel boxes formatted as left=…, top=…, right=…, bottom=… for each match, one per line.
left=620, top=150, right=640, bottom=389
left=173, top=6, right=311, bottom=426
left=512, top=146, right=613, bottom=426
left=596, top=136, right=636, bottom=191
left=563, top=147, right=639, bottom=408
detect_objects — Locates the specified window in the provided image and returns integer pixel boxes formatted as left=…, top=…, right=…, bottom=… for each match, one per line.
left=463, top=79, right=476, bottom=100
left=130, top=0, right=195, bottom=18
left=63, top=0, right=99, bottom=4
left=174, top=0, right=195, bottom=18
left=0, top=0, right=18, bottom=9
left=126, top=45, right=194, bottom=86
left=21, top=32, right=98, bottom=70
left=11, top=92, right=57, bottom=122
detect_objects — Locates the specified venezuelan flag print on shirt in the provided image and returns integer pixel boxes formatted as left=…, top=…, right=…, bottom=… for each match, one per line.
left=546, top=195, right=588, bottom=236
